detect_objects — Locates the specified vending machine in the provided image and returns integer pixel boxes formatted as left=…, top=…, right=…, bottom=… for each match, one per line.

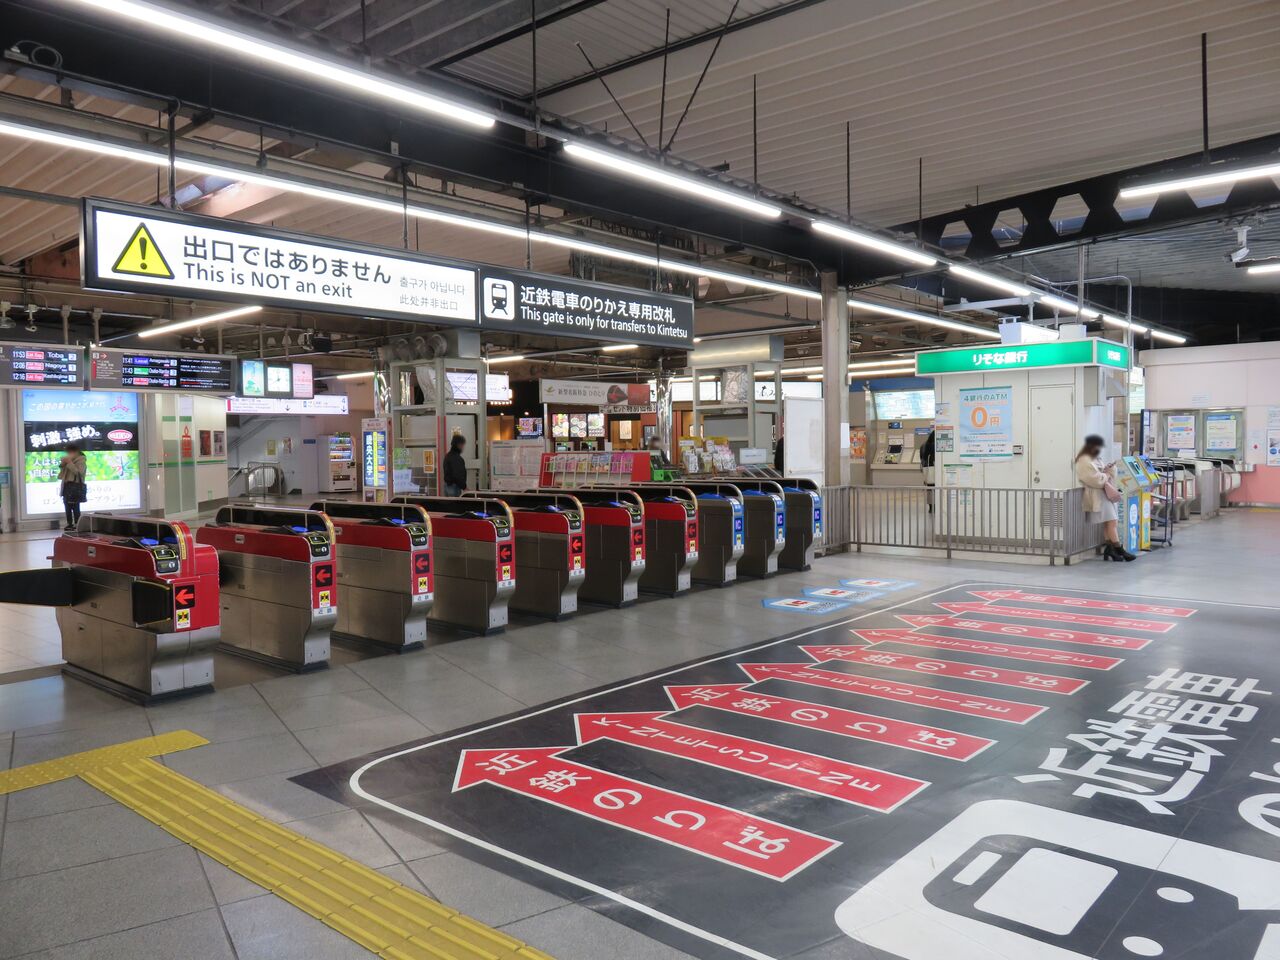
left=318, top=433, right=357, bottom=493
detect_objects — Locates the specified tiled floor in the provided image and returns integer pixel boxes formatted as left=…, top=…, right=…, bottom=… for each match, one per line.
left=0, top=508, right=1275, bottom=959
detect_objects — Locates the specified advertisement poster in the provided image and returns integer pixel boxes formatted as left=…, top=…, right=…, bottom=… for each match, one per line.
left=539, top=379, right=654, bottom=414
left=362, top=417, right=389, bottom=496
left=935, top=425, right=955, bottom=453
left=198, top=429, right=212, bottom=458
left=1205, top=413, right=1238, bottom=452
left=1166, top=414, right=1197, bottom=452
left=848, top=427, right=867, bottom=461
left=21, top=389, right=141, bottom=516
left=1268, top=408, right=1280, bottom=467
left=957, top=386, right=1013, bottom=460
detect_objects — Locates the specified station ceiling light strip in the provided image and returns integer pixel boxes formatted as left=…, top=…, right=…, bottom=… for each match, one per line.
left=947, top=263, right=1035, bottom=298
left=1119, top=160, right=1280, bottom=200
left=846, top=298, right=1001, bottom=340
left=56, top=0, right=495, bottom=129
left=811, top=221, right=937, bottom=267
left=138, top=304, right=261, bottom=339
left=563, top=144, right=781, bottom=220
left=1246, top=261, right=1280, bottom=275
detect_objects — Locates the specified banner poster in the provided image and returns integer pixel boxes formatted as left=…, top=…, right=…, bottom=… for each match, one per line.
left=957, top=386, right=1013, bottom=460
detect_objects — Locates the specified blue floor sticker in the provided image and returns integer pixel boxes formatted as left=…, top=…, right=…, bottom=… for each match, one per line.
left=760, top=596, right=853, bottom=615
left=841, top=577, right=916, bottom=591
left=802, top=586, right=883, bottom=603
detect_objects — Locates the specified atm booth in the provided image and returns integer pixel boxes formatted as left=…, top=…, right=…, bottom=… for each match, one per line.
left=465, top=491, right=585, bottom=620
left=394, top=495, right=515, bottom=635
left=556, top=488, right=646, bottom=607
left=735, top=478, right=822, bottom=571
left=196, top=505, right=337, bottom=672
left=605, top=484, right=699, bottom=596
left=0, top=515, right=221, bottom=703
left=310, top=500, right=434, bottom=652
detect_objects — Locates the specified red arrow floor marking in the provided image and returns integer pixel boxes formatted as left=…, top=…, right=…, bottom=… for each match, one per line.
left=574, top=711, right=928, bottom=811
left=737, top=663, right=1045, bottom=724
left=937, top=601, right=1175, bottom=633
left=454, top=746, right=838, bottom=880
left=898, top=615, right=1151, bottom=650
left=827, top=632, right=1121, bottom=671
left=816, top=634, right=1119, bottom=671
left=665, top=684, right=991, bottom=760
left=788, top=647, right=1086, bottom=695
left=969, top=589, right=1195, bottom=618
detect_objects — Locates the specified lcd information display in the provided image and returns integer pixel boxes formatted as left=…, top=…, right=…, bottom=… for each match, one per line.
left=517, top=417, right=544, bottom=438
left=586, top=412, right=605, bottom=438
left=293, top=363, right=314, bottom=399
left=874, top=389, right=936, bottom=421
left=0, top=344, right=82, bottom=387
left=551, top=414, right=570, bottom=439
left=240, top=359, right=264, bottom=397
left=265, top=363, right=292, bottom=396
left=446, top=370, right=480, bottom=402
left=89, top=348, right=235, bottom=393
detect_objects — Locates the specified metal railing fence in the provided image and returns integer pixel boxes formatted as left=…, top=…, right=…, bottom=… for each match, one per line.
left=818, top=485, right=853, bottom=554
left=851, top=485, right=1104, bottom=564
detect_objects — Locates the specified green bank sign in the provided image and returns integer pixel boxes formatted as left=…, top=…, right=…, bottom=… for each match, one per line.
left=916, top=338, right=1130, bottom=375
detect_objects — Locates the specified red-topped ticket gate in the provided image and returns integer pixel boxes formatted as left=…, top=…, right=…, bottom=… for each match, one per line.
left=557, top=488, right=645, bottom=608
left=310, top=500, right=433, bottom=653
left=0, top=514, right=220, bottom=703
left=196, top=505, right=337, bottom=672
left=394, top=495, right=515, bottom=635
left=464, top=491, right=584, bottom=620
left=591, top=484, right=698, bottom=597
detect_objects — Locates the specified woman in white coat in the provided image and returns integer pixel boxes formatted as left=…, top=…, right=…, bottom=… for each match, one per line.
left=1075, top=434, right=1135, bottom=561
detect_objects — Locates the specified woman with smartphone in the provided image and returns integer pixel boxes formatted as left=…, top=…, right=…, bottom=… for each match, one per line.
left=1075, top=434, right=1135, bottom=561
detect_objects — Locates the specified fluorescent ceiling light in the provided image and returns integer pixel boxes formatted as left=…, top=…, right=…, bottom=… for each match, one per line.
left=849, top=358, right=918, bottom=370
left=1246, top=262, right=1280, bottom=275
left=335, top=371, right=375, bottom=380
left=811, top=221, right=937, bottom=267
left=807, top=366, right=914, bottom=380
left=600, top=344, right=638, bottom=352
left=1149, top=329, right=1187, bottom=344
left=1036, top=293, right=1081, bottom=315
left=1119, top=160, right=1280, bottom=200
left=138, top=304, right=260, bottom=338
left=1100, top=314, right=1150, bottom=334
left=59, top=0, right=494, bottom=129
left=486, top=355, right=526, bottom=364
left=563, top=143, right=781, bottom=220
left=0, top=117, right=819, bottom=305
left=847, top=298, right=1001, bottom=340
left=948, top=264, right=1034, bottom=298
left=1080, top=308, right=1101, bottom=319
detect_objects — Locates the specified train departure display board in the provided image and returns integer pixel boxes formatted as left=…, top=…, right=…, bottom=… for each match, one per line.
left=90, top=348, right=236, bottom=393
left=0, top=343, right=82, bottom=387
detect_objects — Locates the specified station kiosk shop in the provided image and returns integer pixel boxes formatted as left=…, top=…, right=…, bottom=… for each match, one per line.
left=919, top=333, right=1127, bottom=549
left=541, top=378, right=655, bottom=453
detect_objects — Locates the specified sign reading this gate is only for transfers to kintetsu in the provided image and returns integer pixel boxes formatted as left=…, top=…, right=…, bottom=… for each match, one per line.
left=958, top=385, right=1014, bottom=460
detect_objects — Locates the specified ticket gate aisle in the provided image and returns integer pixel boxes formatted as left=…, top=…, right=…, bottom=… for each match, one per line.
left=678, top=482, right=746, bottom=587
left=464, top=491, right=584, bottom=620
left=0, top=515, right=221, bottom=702
left=681, top=480, right=782, bottom=578
left=554, top=488, right=645, bottom=608
left=394, top=495, right=515, bottom=635
left=310, top=500, right=433, bottom=652
left=196, top=505, right=337, bottom=672
left=600, top=485, right=698, bottom=596
left=734, top=478, right=820, bottom=571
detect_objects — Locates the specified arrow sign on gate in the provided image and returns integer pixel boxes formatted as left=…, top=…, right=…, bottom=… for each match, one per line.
left=936, top=601, right=1176, bottom=633
left=414, top=553, right=430, bottom=575
left=174, top=585, right=196, bottom=609
left=453, top=746, right=839, bottom=880
left=314, top=565, right=333, bottom=586
left=898, top=614, right=1152, bottom=650
left=573, top=711, right=929, bottom=811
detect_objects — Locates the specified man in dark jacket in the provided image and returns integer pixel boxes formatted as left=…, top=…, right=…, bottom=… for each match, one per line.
left=443, top=434, right=467, bottom=496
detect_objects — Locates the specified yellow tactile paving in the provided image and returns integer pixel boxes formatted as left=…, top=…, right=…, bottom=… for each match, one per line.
left=73, top=753, right=556, bottom=960
left=0, top=730, right=208, bottom=795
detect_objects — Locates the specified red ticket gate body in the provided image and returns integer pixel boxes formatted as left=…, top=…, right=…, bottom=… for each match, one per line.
left=395, top=496, right=515, bottom=635
left=593, top=485, right=697, bottom=597
left=310, top=500, right=433, bottom=652
left=558, top=488, right=645, bottom=608
left=196, top=505, right=337, bottom=671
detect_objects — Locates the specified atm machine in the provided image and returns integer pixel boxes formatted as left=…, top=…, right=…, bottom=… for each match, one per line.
left=310, top=500, right=434, bottom=652
left=197, top=505, right=338, bottom=672
left=869, top=422, right=930, bottom=487
left=556, top=488, right=646, bottom=607
left=593, top=484, right=698, bottom=597
left=465, top=491, right=584, bottom=620
left=395, top=495, right=515, bottom=635
left=0, top=515, right=222, bottom=703
left=734, top=478, right=820, bottom=571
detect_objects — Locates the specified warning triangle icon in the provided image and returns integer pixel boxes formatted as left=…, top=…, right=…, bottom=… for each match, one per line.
left=111, top=223, right=174, bottom=279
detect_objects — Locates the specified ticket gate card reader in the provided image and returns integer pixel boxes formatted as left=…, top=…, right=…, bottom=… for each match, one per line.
left=0, top=515, right=221, bottom=703
left=557, top=488, right=645, bottom=608
left=466, top=491, right=584, bottom=620
left=599, top=484, right=698, bottom=597
left=734, top=478, right=817, bottom=571
left=309, top=500, right=433, bottom=653
left=676, top=482, right=746, bottom=587
left=395, top=496, right=515, bottom=635
left=197, top=505, right=336, bottom=672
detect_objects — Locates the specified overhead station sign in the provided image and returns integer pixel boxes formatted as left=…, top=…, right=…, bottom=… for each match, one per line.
left=0, top=343, right=83, bottom=388
left=916, top=338, right=1130, bottom=375
left=90, top=348, right=236, bottom=394
left=83, top=198, right=477, bottom=326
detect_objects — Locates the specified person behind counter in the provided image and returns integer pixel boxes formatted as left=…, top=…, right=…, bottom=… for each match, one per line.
left=647, top=435, right=671, bottom=468
left=1075, top=433, right=1135, bottom=562
left=59, top=443, right=88, bottom=532
left=442, top=434, right=467, bottom=497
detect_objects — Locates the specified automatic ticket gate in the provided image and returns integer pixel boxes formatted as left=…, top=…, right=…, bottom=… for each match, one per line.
left=680, top=482, right=746, bottom=587
left=196, top=505, right=337, bottom=671
left=557, top=488, right=645, bottom=608
left=0, top=515, right=224, bottom=702
left=736, top=478, right=822, bottom=571
left=310, top=500, right=433, bottom=652
left=683, top=481, right=782, bottom=578
left=602, top=484, right=698, bottom=596
left=465, top=491, right=584, bottom=620
left=395, top=496, right=515, bottom=635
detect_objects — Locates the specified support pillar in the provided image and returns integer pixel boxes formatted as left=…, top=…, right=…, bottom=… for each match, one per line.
left=821, top=271, right=850, bottom=487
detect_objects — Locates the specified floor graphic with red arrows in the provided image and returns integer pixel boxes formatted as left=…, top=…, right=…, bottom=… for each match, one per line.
left=312, top=582, right=1206, bottom=960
